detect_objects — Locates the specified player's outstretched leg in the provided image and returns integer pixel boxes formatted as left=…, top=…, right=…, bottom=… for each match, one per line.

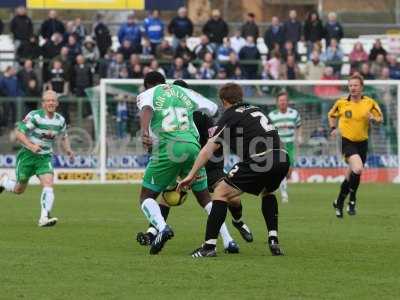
left=229, top=202, right=253, bottom=243
left=194, top=189, right=239, bottom=254
left=137, top=203, right=170, bottom=246
left=38, top=174, right=58, bottom=227
left=261, top=193, right=284, bottom=256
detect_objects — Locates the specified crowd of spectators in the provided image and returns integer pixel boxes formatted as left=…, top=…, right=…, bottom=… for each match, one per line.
left=0, top=6, right=400, bottom=105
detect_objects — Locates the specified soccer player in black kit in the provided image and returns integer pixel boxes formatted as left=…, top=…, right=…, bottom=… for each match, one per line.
left=136, top=80, right=253, bottom=252
left=178, top=83, right=290, bottom=257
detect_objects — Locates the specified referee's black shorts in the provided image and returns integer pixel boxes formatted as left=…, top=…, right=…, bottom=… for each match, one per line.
left=223, top=149, right=290, bottom=196
left=341, top=137, right=368, bottom=164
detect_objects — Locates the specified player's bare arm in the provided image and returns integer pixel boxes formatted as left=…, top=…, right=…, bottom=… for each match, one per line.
left=140, top=105, right=154, bottom=149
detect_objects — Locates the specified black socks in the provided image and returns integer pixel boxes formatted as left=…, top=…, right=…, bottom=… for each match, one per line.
left=205, top=200, right=228, bottom=245
left=261, top=194, right=278, bottom=234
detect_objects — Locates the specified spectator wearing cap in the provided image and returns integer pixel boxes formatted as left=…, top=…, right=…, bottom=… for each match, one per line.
left=230, top=29, right=246, bottom=54
left=303, top=50, right=325, bottom=80
left=193, top=35, right=215, bottom=60
left=168, top=7, right=194, bottom=49
left=264, top=16, right=284, bottom=54
left=143, top=10, right=165, bottom=54
left=118, top=14, right=142, bottom=53
left=92, top=13, right=112, bottom=58
left=324, top=12, right=343, bottom=46
left=40, top=10, right=66, bottom=41
left=239, top=36, right=261, bottom=79
left=16, top=35, right=41, bottom=62
left=282, top=10, right=302, bottom=47
left=369, top=39, right=387, bottom=61
left=202, top=9, right=229, bottom=47
left=167, top=57, right=191, bottom=79
left=241, top=13, right=259, bottom=41
left=303, top=11, right=324, bottom=56
left=10, top=6, right=33, bottom=47
left=217, top=37, right=234, bottom=61
left=82, top=36, right=100, bottom=65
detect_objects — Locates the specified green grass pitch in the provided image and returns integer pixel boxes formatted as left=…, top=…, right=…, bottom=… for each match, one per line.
left=1, top=183, right=399, bottom=300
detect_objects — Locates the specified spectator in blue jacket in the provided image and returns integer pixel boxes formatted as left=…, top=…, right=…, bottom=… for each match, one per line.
left=324, top=12, right=343, bottom=46
left=282, top=10, right=302, bottom=47
left=167, top=57, right=191, bottom=79
left=118, top=14, right=142, bottom=52
left=168, top=7, right=194, bottom=49
left=143, top=10, right=165, bottom=54
left=0, top=66, right=23, bottom=127
left=217, top=37, right=234, bottom=61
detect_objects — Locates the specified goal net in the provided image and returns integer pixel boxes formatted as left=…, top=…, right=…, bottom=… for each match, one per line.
left=93, top=79, right=400, bottom=184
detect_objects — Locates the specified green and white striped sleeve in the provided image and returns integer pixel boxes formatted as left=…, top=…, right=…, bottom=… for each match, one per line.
left=18, top=111, right=37, bottom=133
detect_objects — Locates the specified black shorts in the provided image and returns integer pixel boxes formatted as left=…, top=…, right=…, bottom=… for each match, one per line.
left=223, top=150, right=290, bottom=196
left=206, top=168, right=225, bottom=193
left=341, top=138, right=368, bottom=164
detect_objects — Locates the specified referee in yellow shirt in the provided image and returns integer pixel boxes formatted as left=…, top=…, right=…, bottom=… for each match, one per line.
left=328, top=74, right=383, bottom=218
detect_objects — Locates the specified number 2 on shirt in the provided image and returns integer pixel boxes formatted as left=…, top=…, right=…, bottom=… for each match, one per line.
left=250, top=111, right=275, bottom=132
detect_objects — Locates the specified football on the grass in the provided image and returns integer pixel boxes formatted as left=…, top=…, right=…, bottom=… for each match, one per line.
left=162, top=187, right=188, bottom=206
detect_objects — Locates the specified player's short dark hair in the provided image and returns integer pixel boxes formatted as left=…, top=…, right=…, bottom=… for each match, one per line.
left=173, top=79, right=189, bottom=88
left=276, top=91, right=288, bottom=101
left=144, top=71, right=166, bottom=89
left=349, top=74, right=364, bottom=86
left=219, top=83, right=243, bottom=104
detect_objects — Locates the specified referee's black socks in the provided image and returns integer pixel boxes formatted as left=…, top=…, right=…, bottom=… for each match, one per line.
left=336, top=179, right=350, bottom=208
left=349, top=172, right=361, bottom=203
left=204, top=200, right=227, bottom=248
left=261, top=194, right=278, bottom=237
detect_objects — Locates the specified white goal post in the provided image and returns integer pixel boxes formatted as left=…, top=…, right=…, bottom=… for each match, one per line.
left=98, top=79, right=400, bottom=184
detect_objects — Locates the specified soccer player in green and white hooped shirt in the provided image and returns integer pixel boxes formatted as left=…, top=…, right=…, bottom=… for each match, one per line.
left=137, top=72, right=238, bottom=255
left=268, top=91, right=302, bottom=203
left=0, top=90, right=74, bottom=227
